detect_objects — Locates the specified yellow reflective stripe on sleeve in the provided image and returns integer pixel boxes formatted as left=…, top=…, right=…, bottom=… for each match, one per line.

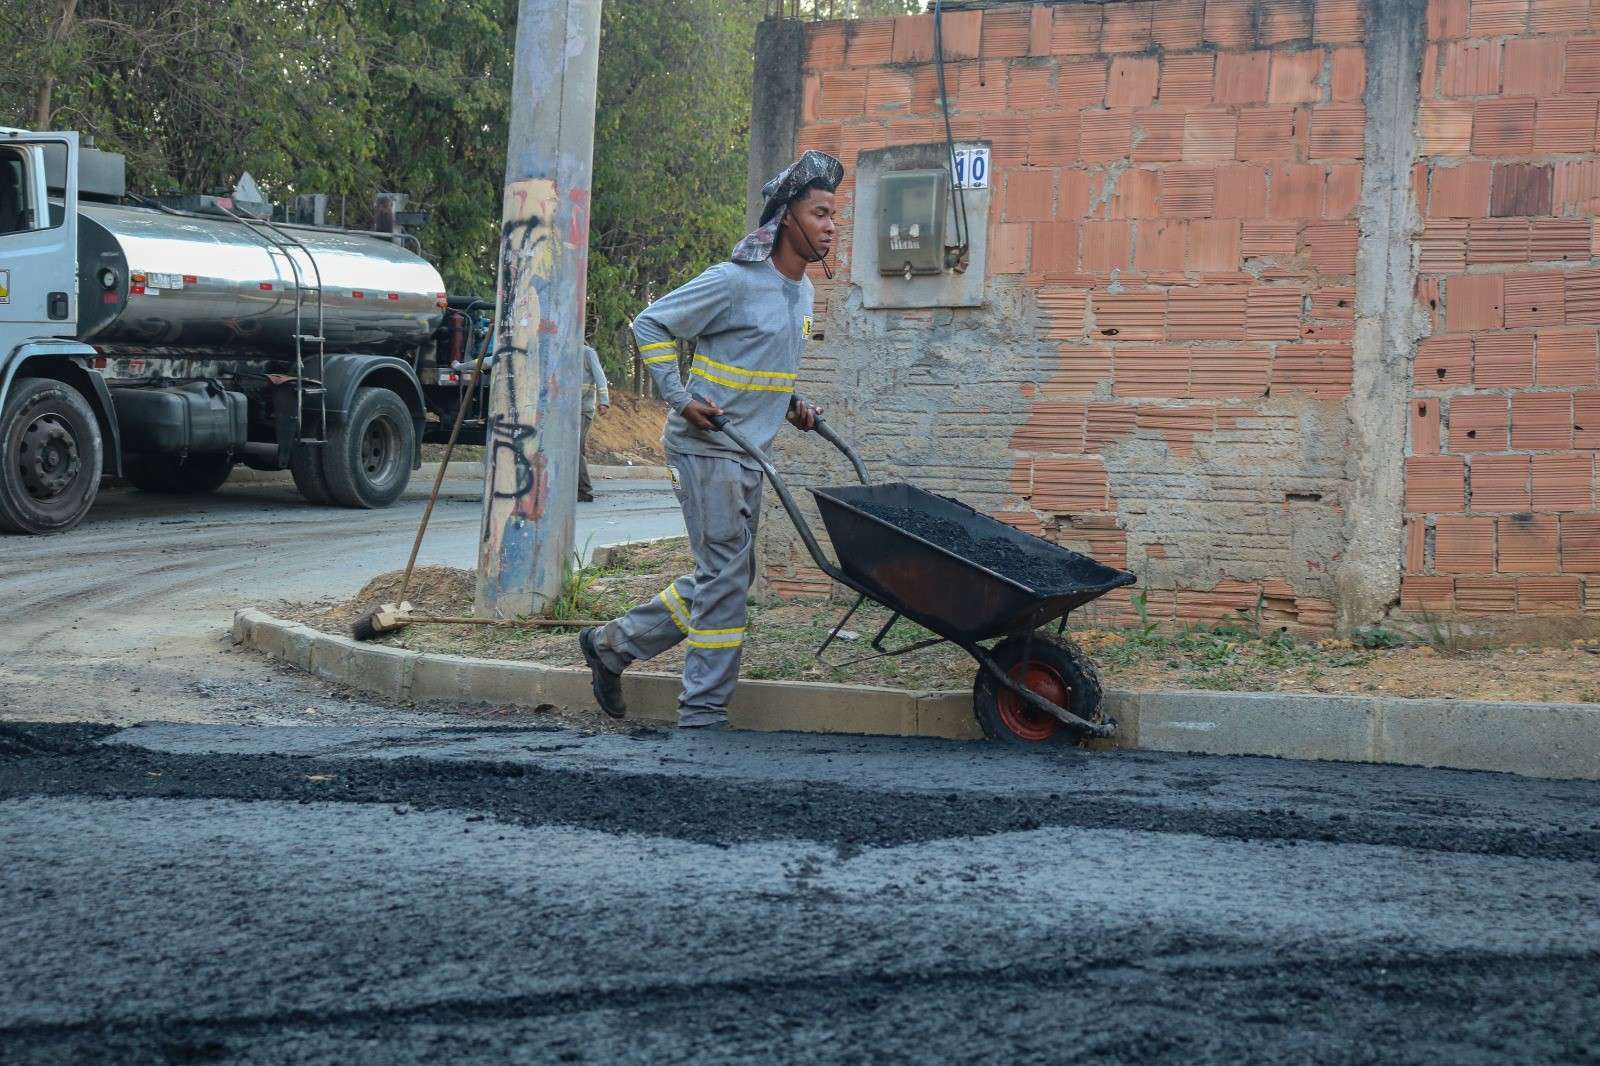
left=643, top=353, right=677, bottom=365
left=691, top=353, right=797, bottom=382
left=638, top=341, right=676, bottom=353
left=690, top=366, right=794, bottom=393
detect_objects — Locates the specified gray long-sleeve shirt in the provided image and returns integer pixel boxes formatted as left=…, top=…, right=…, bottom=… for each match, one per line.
left=633, top=259, right=813, bottom=469
left=581, top=345, right=609, bottom=417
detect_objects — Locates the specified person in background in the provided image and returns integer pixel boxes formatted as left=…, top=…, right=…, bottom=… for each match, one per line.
left=579, top=343, right=609, bottom=503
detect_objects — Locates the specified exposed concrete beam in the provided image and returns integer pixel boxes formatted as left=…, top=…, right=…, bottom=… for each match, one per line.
left=1339, top=0, right=1428, bottom=631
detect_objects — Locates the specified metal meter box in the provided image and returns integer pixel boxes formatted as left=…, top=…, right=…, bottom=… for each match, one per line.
left=878, top=170, right=947, bottom=278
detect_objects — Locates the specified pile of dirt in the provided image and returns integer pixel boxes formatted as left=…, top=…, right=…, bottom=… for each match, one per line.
left=420, top=393, right=667, bottom=468
left=300, top=566, right=477, bottom=628
left=588, top=393, right=667, bottom=466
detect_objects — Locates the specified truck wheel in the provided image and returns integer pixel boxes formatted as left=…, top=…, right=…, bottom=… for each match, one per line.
left=290, top=443, right=334, bottom=505
left=973, top=634, right=1104, bottom=747
left=323, top=386, right=414, bottom=508
left=0, top=377, right=104, bottom=535
left=124, top=453, right=234, bottom=495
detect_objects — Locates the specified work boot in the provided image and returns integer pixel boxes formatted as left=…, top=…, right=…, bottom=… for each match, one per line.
left=579, top=628, right=626, bottom=719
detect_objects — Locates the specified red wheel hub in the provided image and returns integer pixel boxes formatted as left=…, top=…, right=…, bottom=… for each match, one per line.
left=995, top=660, right=1069, bottom=742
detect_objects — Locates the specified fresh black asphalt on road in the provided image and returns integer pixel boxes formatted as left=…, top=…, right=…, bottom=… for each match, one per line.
left=3, top=720, right=1599, bottom=1064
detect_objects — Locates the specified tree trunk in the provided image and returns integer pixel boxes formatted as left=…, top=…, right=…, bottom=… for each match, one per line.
left=32, top=0, right=81, bottom=128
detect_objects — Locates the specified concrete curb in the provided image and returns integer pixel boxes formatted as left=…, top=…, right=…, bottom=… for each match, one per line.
left=226, top=462, right=668, bottom=486
left=232, top=608, right=1600, bottom=780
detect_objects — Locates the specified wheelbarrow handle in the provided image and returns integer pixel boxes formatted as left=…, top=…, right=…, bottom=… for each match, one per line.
left=812, top=417, right=869, bottom=486
left=705, top=412, right=850, bottom=586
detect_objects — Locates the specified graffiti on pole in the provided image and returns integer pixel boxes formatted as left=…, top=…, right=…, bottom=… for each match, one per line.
left=481, top=177, right=559, bottom=551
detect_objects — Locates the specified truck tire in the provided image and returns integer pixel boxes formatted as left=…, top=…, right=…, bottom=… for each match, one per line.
left=124, top=453, right=234, bottom=495
left=972, top=634, right=1104, bottom=747
left=0, top=376, right=104, bottom=535
left=290, top=443, right=334, bottom=505
left=323, top=386, right=414, bottom=509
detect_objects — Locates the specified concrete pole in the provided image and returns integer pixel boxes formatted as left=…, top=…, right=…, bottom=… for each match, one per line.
left=476, top=0, right=603, bottom=618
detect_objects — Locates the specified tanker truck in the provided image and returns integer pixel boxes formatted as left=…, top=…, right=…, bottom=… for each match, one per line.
left=0, top=128, right=492, bottom=534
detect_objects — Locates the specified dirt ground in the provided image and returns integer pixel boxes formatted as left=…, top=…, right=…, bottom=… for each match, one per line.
left=422, top=393, right=666, bottom=467
left=290, top=539, right=1600, bottom=704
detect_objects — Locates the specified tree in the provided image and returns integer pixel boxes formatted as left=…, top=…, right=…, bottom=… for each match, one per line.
left=0, top=0, right=845, bottom=380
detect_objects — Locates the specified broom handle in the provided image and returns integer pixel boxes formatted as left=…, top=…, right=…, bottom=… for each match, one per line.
left=400, top=355, right=487, bottom=602
left=405, top=615, right=608, bottom=627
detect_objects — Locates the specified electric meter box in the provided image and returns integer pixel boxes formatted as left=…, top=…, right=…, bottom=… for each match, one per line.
left=877, top=170, right=947, bottom=277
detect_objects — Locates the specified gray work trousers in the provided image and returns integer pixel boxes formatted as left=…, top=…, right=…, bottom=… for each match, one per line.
left=592, top=451, right=762, bottom=727
left=578, top=412, right=594, bottom=498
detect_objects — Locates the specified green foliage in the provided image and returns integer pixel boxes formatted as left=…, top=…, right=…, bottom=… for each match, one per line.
left=551, top=548, right=622, bottom=623
left=1351, top=625, right=1407, bottom=650
left=2, top=0, right=789, bottom=380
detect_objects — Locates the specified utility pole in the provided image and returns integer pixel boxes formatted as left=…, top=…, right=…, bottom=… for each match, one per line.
left=476, top=0, right=603, bottom=618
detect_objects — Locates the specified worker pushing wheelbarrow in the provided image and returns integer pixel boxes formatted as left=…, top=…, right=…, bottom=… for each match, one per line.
left=580, top=148, right=1133, bottom=744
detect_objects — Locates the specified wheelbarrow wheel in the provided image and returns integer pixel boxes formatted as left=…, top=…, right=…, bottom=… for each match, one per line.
left=973, top=634, right=1104, bottom=746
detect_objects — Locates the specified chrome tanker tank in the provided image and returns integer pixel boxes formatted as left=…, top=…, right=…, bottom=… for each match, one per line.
left=75, top=202, right=446, bottom=356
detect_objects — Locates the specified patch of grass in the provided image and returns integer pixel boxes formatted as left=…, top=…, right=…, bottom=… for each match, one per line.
left=551, top=540, right=627, bottom=623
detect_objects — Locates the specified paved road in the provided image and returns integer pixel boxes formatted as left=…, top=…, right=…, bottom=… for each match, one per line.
left=1, top=720, right=1598, bottom=1064
left=0, top=477, right=683, bottom=725
left=4, top=474, right=1599, bottom=1063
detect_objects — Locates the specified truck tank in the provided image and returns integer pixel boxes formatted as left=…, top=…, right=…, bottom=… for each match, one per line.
left=75, top=202, right=447, bottom=356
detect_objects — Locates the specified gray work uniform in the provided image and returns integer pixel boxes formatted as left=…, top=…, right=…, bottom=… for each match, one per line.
left=591, top=258, right=813, bottom=726
left=579, top=345, right=608, bottom=498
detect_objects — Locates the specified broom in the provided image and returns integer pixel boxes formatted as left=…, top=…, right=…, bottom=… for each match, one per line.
left=350, top=354, right=604, bottom=640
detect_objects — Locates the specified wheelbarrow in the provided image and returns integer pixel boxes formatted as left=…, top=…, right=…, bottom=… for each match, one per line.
left=711, top=413, right=1137, bottom=746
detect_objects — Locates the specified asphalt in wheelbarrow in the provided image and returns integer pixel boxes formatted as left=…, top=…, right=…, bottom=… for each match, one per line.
left=853, top=503, right=1104, bottom=597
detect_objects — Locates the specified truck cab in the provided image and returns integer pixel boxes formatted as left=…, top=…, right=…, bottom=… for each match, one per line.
left=0, top=128, right=490, bottom=535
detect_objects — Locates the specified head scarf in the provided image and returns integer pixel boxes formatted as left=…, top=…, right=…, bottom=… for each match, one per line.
left=731, top=150, right=844, bottom=264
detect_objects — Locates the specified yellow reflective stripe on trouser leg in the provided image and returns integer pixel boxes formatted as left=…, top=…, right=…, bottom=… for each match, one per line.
left=686, top=635, right=744, bottom=649
left=666, top=583, right=746, bottom=649
left=658, top=587, right=690, bottom=633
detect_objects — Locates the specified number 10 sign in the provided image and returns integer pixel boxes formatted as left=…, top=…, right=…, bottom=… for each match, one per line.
left=950, top=145, right=990, bottom=190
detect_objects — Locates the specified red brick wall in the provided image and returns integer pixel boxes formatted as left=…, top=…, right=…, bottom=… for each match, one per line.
left=1406, top=0, right=1600, bottom=618
left=773, top=0, right=1600, bottom=630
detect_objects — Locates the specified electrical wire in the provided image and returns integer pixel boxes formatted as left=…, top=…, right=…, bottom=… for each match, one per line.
left=933, top=0, right=971, bottom=267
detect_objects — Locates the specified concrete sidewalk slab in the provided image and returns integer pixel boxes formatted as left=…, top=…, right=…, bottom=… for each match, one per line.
left=232, top=609, right=1600, bottom=781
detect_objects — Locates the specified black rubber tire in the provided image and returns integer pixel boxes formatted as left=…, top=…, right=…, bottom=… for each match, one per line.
left=123, top=453, right=234, bottom=495
left=973, top=634, right=1104, bottom=747
left=290, top=442, right=334, bottom=505
left=0, top=376, right=103, bottom=535
left=322, top=386, right=414, bottom=509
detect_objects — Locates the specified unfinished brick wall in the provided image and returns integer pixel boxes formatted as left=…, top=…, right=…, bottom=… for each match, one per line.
left=757, top=0, right=1599, bottom=632
left=1404, top=0, right=1600, bottom=619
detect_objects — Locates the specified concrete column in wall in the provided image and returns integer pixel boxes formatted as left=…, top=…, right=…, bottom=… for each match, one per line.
left=1338, top=0, right=1429, bottom=631
left=746, top=18, right=806, bottom=230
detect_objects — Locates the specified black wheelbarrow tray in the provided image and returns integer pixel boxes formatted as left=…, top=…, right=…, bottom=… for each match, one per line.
left=712, top=415, right=1137, bottom=746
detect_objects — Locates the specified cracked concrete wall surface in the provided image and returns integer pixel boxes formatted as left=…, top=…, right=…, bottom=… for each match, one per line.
left=752, top=0, right=1600, bottom=632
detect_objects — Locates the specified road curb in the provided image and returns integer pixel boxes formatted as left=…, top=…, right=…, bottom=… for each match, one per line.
left=227, top=462, right=668, bottom=486
left=232, top=609, right=1600, bottom=779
